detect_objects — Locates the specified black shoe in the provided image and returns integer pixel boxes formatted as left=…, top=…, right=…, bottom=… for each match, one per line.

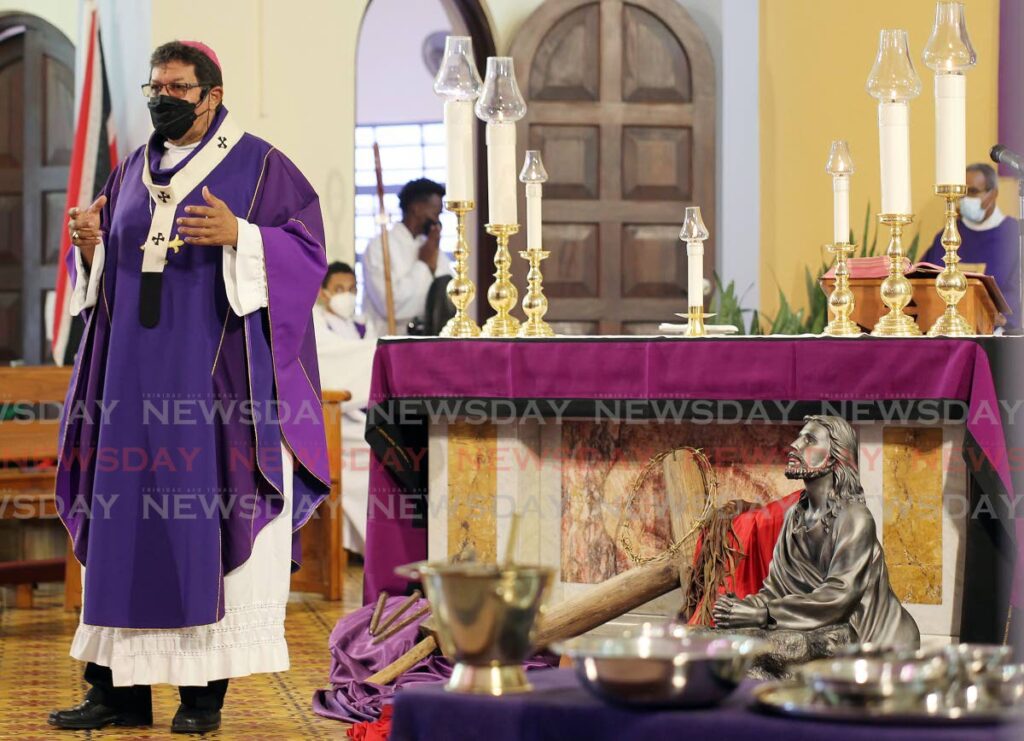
left=171, top=705, right=222, bottom=734
left=47, top=698, right=152, bottom=730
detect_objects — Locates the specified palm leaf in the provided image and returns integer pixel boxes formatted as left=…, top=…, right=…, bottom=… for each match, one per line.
left=906, top=231, right=922, bottom=264
left=768, top=288, right=807, bottom=335
left=748, top=309, right=762, bottom=335
left=859, top=201, right=872, bottom=257
left=803, top=264, right=828, bottom=334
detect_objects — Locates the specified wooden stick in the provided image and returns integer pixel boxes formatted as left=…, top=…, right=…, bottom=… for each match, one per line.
left=533, top=552, right=688, bottom=648
left=365, top=636, right=438, bottom=685
left=361, top=549, right=690, bottom=686
left=372, top=605, right=431, bottom=645
left=374, top=589, right=422, bottom=637
left=372, top=142, right=397, bottom=335
left=503, top=511, right=520, bottom=567
left=368, top=590, right=389, bottom=636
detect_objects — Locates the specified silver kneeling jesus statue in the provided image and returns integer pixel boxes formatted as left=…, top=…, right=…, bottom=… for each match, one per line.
left=713, top=415, right=920, bottom=649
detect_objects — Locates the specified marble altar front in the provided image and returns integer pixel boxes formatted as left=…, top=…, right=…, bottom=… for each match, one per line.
left=427, top=418, right=967, bottom=646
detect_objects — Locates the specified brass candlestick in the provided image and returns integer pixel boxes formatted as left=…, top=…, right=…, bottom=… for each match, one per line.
left=824, top=243, right=860, bottom=336
left=517, top=249, right=554, bottom=337
left=871, top=213, right=921, bottom=337
left=440, top=199, right=480, bottom=337
left=928, top=184, right=973, bottom=336
left=481, top=224, right=521, bottom=337
left=684, top=306, right=707, bottom=337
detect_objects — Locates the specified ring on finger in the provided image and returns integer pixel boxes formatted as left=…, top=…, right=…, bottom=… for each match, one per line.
left=72, top=231, right=79, bottom=241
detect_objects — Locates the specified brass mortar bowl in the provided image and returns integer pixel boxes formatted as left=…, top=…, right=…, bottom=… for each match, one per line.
left=396, top=560, right=553, bottom=695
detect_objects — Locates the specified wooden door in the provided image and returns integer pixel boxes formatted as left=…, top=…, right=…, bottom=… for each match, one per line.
left=509, top=0, right=715, bottom=334
left=0, top=18, right=74, bottom=363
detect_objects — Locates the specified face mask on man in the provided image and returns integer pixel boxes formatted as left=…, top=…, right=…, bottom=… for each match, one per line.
left=148, top=92, right=204, bottom=140
left=329, top=292, right=357, bottom=320
left=960, top=196, right=987, bottom=224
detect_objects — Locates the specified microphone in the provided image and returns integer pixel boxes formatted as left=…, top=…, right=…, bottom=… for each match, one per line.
left=991, top=144, right=1024, bottom=175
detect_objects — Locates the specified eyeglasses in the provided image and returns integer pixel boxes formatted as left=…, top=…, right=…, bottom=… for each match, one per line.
left=141, top=81, right=209, bottom=99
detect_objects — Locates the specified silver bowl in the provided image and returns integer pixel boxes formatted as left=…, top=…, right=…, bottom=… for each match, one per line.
left=943, top=643, right=1013, bottom=710
left=981, top=663, right=1024, bottom=707
left=944, top=643, right=1011, bottom=676
left=800, top=653, right=948, bottom=709
left=557, top=625, right=769, bottom=708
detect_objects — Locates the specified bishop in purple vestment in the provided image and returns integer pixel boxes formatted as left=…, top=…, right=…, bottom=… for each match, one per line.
left=49, top=41, right=329, bottom=735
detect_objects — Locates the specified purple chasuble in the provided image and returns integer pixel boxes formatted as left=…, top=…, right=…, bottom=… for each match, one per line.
left=924, top=217, right=1021, bottom=328
left=56, top=107, right=330, bottom=629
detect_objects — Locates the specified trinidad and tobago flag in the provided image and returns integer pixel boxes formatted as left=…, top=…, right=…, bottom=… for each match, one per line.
left=51, top=1, right=118, bottom=365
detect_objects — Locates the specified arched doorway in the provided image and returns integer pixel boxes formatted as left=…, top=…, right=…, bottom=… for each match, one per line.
left=510, top=0, right=716, bottom=334
left=0, top=15, right=74, bottom=363
left=353, top=0, right=495, bottom=324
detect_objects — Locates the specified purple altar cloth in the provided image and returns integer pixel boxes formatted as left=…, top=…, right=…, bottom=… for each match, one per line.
left=389, top=668, right=1024, bottom=741
left=363, top=338, right=1019, bottom=606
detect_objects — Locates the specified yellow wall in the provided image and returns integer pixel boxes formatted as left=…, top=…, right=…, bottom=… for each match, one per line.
left=0, top=0, right=76, bottom=41
left=483, top=0, right=546, bottom=53
left=759, top=0, right=1001, bottom=320
left=148, top=0, right=537, bottom=263
left=151, top=0, right=369, bottom=264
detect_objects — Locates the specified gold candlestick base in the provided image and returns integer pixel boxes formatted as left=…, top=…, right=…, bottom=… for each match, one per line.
left=871, top=213, right=921, bottom=337
left=824, top=243, right=860, bottom=336
left=440, top=200, right=480, bottom=338
left=927, top=185, right=973, bottom=337
left=482, top=223, right=521, bottom=337
left=684, top=306, right=708, bottom=337
left=517, top=249, right=554, bottom=337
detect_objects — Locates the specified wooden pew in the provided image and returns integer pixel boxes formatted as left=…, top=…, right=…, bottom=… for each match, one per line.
left=290, top=390, right=351, bottom=601
left=0, top=366, right=73, bottom=608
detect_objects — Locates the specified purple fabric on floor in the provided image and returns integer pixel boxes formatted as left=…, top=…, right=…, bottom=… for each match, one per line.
left=311, top=596, right=448, bottom=723
left=311, top=595, right=559, bottom=723
left=389, top=667, right=1024, bottom=741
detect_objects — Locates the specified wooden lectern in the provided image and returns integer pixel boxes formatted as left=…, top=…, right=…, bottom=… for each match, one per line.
left=290, top=389, right=351, bottom=600
left=821, top=272, right=1010, bottom=335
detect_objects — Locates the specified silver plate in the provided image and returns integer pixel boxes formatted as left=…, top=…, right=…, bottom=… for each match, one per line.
left=753, top=682, right=1024, bottom=726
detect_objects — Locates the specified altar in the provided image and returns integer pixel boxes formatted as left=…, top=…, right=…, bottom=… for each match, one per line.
left=387, top=668, right=1024, bottom=741
left=362, top=336, right=1022, bottom=646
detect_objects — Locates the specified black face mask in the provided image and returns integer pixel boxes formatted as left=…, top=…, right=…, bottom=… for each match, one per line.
left=148, top=92, right=205, bottom=141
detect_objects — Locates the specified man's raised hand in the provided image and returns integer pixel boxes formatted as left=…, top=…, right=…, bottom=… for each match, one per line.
left=176, top=186, right=239, bottom=247
left=68, top=194, right=107, bottom=267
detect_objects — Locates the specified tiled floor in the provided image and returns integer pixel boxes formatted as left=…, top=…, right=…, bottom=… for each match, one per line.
left=0, top=567, right=364, bottom=740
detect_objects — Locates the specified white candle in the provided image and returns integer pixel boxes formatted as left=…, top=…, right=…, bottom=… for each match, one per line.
left=878, top=101, right=912, bottom=214
left=444, top=100, right=474, bottom=202
left=687, top=242, right=703, bottom=309
left=935, top=73, right=966, bottom=186
left=486, top=122, right=517, bottom=225
left=833, top=175, right=850, bottom=243
left=525, top=182, right=542, bottom=250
